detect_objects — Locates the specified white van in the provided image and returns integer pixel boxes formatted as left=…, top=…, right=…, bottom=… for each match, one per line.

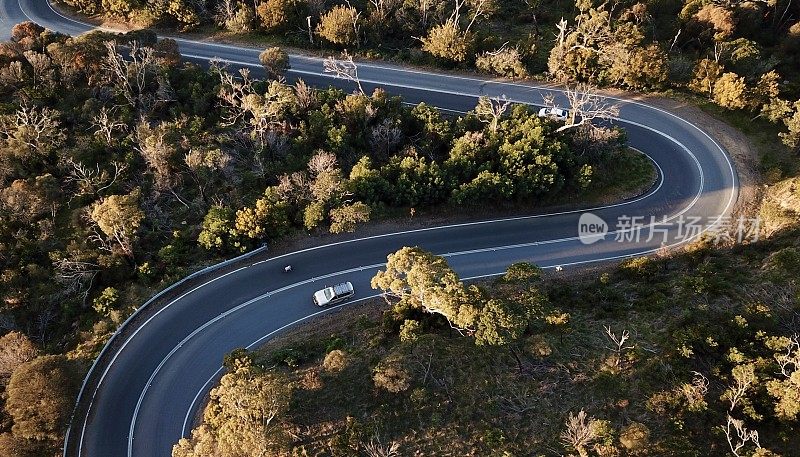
left=313, top=282, right=354, bottom=307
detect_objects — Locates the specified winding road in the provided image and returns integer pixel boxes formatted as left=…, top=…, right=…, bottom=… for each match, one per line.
left=0, top=2, right=740, bottom=456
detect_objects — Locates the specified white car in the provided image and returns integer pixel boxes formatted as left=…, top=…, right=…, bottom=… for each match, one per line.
left=313, top=282, right=354, bottom=307
left=538, top=107, right=570, bottom=121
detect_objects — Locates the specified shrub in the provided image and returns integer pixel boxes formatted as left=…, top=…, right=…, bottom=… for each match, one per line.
left=619, top=422, right=650, bottom=450
left=0, top=332, right=38, bottom=382
left=316, top=5, right=360, bottom=46
left=258, top=47, right=290, bottom=79
left=421, top=21, right=472, bottom=62
left=373, top=353, right=411, bottom=393
left=475, top=47, right=527, bottom=78
left=503, top=262, right=542, bottom=283
left=713, top=72, right=748, bottom=110
left=322, top=349, right=348, bottom=373
left=399, top=319, right=421, bottom=343
left=5, top=355, right=81, bottom=441
left=92, top=286, right=120, bottom=315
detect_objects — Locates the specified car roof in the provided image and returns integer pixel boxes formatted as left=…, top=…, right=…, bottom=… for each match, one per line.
left=333, top=282, right=353, bottom=294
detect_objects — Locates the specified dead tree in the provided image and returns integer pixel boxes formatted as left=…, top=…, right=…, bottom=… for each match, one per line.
left=323, top=51, right=364, bottom=94
left=544, top=83, right=620, bottom=133
left=103, top=41, right=160, bottom=113
left=560, top=409, right=596, bottom=457
left=474, top=95, right=510, bottom=133
left=91, top=106, right=128, bottom=145
left=604, top=325, right=634, bottom=370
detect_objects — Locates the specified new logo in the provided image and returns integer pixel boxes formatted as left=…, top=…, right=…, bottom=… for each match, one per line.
left=578, top=212, right=608, bottom=245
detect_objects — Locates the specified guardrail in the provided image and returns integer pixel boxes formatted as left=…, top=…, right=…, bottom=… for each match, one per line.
left=62, top=244, right=268, bottom=457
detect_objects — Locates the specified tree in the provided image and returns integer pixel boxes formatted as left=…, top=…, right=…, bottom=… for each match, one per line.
left=323, top=51, right=365, bottom=94
left=103, top=41, right=165, bottom=113
left=164, top=0, right=203, bottom=28
left=89, top=188, right=145, bottom=256
left=203, top=368, right=291, bottom=456
left=367, top=0, right=401, bottom=23
left=135, top=122, right=180, bottom=192
left=547, top=8, right=612, bottom=83
left=689, top=58, right=723, bottom=96
left=603, top=325, right=634, bottom=370
left=0, top=175, right=59, bottom=224
left=10, top=22, right=45, bottom=47
left=766, top=335, right=800, bottom=420
left=713, top=72, right=749, bottom=110
left=420, top=0, right=489, bottom=62
left=316, top=5, right=361, bottom=46
left=474, top=96, right=510, bottom=133
left=694, top=4, right=736, bottom=41
left=722, top=415, right=762, bottom=457
left=606, top=43, right=667, bottom=90
left=399, top=319, right=422, bottom=343
left=371, top=246, right=479, bottom=333
left=172, top=426, right=217, bottom=457
left=491, top=106, right=570, bottom=198
left=723, top=363, right=757, bottom=412
left=92, top=286, right=120, bottom=316
left=474, top=298, right=530, bottom=346
left=256, top=0, right=303, bottom=32
left=213, top=64, right=297, bottom=149
left=329, top=201, right=371, bottom=233
left=348, top=156, right=389, bottom=203
left=752, top=71, right=782, bottom=111
left=216, top=0, right=255, bottom=32
left=303, top=200, right=326, bottom=230
left=233, top=192, right=291, bottom=240
left=304, top=152, right=346, bottom=213
left=5, top=355, right=81, bottom=442
left=503, top=262, right=542, bottom=283
left=451, top=171, right=514, bottom=204
left=198, top=206, right=235, bottom=251
left=0, top=433, right=48, bottom=457
left=0, top=104, right=65, bottom=158
left=258, top=47, right=290, bottom=79
left=0, top=331, right=38, bottom=383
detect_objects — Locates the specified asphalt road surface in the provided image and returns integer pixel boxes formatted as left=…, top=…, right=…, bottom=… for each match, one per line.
left=0, top=2, right=739, bottom=456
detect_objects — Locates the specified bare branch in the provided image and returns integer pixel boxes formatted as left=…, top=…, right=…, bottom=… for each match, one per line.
left=560, top=409, right=597, bottom=456
left=545, top=83, right=620, bottom=133
left=103, top=41, right=161, bottom=113
left=775, top=334, right=800, bottom=378
left=723, top=364, right=757, bottom=412
left=323, top=51, right=364, bottom=95
left=362, top=433, right=401, bottom=457
left=722, top=415, right=761, bottom=457
left=604, top=325, right=634, bottom=369
left=474, top=95, right=510, bottom=133
left=91, top=106, right=128, bottom=144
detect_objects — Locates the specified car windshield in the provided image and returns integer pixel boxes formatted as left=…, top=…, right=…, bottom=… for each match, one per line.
left=324, top=289, right=334, bottom=299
